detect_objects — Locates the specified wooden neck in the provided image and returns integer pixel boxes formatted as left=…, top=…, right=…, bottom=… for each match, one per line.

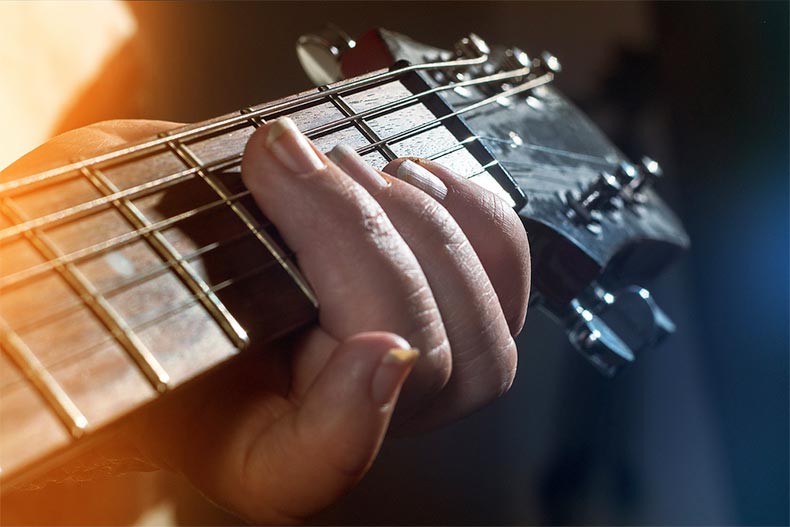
left=0, top=64, right=539, bottom=484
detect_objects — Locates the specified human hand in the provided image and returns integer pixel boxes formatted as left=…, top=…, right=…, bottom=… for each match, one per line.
left=5, top=118, right=530, bottom=523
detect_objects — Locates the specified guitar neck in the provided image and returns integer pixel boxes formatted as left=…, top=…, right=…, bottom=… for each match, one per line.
left=0, top=64, right=534, bottom=485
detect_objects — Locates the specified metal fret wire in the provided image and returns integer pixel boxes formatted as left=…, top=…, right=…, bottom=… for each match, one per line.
left=0, top=64, right=535, bottom=242
left=6, top=145, right=482, bottom=340
left=0, top=199, right=170, bottom=395
left=0, top=190, right=251, bottom=290
left=12, top=227, right=266, bottom=334
left=320, top=86, right=398, bottom=162
left=0, top=156, right=239, bottom=242
left=13, top=148, right=484, bottom=334
left=0, top=72, right=553, bottom=291
left=1, top=160, right=498, bottom=393
left=355, top=72, right=553, bottom=156
left=0, top=318, right=88, bottom=437
left=1, top=255, right=285, bottom=394
left=0, top=56, right=551, bottom=444
left=161, top=137, right=316, bottom=308
left=6, top=157, right=494, bottom=349
left=81, top=166, right=249, bottom=349
left=0, top=54, right=491, bottom=195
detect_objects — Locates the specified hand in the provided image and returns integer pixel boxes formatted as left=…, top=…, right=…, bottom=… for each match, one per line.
left=5, top=118, right=530, bottom=523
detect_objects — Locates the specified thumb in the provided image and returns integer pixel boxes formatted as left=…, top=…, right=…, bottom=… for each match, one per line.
left=235, top=332, right=418, bottom=524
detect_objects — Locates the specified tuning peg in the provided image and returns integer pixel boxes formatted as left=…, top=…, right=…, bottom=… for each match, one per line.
left=296, top=24, right=356, bottom=86
left=567, top=284, right=675, bottom=376
left=614, top=160, right=638, bottom=185
left=502, top=47, right=532, bottom=78
left=621, top=155, right=663, bottom=203
left=567, top=299, right=634, bottom=377
left=454, top=33, right=490, bottom=59
left=538, top=51, right=562, bottom=74
left=640, top=156, right=663, bottom=178
left=566, top=171, right=621, bottom=224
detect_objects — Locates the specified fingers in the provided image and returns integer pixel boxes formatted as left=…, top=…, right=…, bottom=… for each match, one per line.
left=241, top=118, right=451, bottom=412
left=384, top=158, right=531, bottom=336
left=330, top=145, right=517, bottom=429
left=229, top=332, right=417, bottom=524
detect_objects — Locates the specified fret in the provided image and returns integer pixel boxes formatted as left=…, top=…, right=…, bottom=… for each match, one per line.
left=0, top=55, right=493, bottom=198
left=0, top=198, right=170, bottom=394
left=78, top=166, right=249, bottom=350
left=240, top=107, right=264, bottom=128
left=0, top=350, right=72, bottom=479
left=319, top=86, right=398, bottom=162
left=0, top=318, right=87, bottom=437
left=0, top=190, right=252, bottom=290
left=160, top=134, right=318, bottom=308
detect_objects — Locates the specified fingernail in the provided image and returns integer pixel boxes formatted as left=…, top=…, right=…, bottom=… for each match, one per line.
left=328, top=144, right=390, bottom=193
left=396, top=160, right=449, bottom=201
left=265, top=117, right=325, bottom=173
left=371, top=347, right=419, bottom=405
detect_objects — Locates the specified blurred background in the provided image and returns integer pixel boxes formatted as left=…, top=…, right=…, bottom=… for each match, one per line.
left=1, top=1, right=787, bottom=525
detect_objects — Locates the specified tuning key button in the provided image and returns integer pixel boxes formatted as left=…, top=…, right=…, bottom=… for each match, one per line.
left=624, top=156, right=663, bottom=203
left=567, top=299, right=634, bottom=377
left=565, top=284, right=676, bottom=376
left=614, top=161, right=638, bottom=185
left=296, top=24, right=356, bottom=86
left=636, top=156, right=663, bottom=191
left=566, top=171, right=622, bottom=224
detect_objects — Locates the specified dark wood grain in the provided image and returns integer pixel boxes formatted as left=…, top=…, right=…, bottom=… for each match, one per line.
left=0, top=66, right=539, bottom=487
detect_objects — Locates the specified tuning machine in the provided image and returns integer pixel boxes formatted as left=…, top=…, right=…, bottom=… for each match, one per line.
left=564, top=283, right=675, bottom=376
left=500, top=47, right=532, bottom=84
left=564, top=170, right=623, bottom=232
left=454, top=33, right=491, bottom=61
left=296, top=24, right=357, bottom=86
left=617, top=156, right=664, bottom=204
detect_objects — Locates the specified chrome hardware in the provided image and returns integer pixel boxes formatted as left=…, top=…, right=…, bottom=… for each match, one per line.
left=565, top=171, right=622, bottom=225
left=614, top=160, right=638, bottom=185
left=454, top=33, right=490, bottom=59
left=568, top=298, right=634, bottom=376
left=538, top=51, right=562, bottom=74
left=296, top=24, right=356, bottom=86
left=619, top=156, right=663, bottom=203
left=635, top=156, right=663, bottom=192
left=502, top=47, right=531, bottom=81
left=566, top=284, right=675, bottom=376
left=580, top=172, right=621, bottom=210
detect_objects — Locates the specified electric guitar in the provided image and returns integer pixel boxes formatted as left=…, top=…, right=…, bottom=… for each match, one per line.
left=0, top=28, right=689, bottom=488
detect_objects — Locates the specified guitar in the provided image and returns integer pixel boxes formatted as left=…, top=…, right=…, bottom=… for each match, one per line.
left=0, top=28, right=688, bottom=488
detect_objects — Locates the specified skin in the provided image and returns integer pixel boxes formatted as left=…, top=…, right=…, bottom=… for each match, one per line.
left=2, top=119, right=531, bottom=524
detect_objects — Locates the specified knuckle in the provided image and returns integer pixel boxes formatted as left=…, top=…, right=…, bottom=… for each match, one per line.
left=455, top=328, right=518, bottom=402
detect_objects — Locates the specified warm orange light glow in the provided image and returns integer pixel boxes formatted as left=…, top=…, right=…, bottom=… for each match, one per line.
left=0, top=0, right=137, bottom=170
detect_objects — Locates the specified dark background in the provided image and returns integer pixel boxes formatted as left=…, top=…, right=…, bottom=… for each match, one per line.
left=6, top=2, right=789, bottom=525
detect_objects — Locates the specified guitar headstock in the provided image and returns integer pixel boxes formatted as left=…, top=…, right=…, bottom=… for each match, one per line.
left=296, top=27, right=689, bottom=376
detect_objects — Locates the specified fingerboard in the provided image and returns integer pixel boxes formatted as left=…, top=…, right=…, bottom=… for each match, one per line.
left=0, top=66, right=529, bottom=484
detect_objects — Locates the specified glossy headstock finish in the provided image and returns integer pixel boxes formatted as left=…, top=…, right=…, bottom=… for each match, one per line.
left=299, top=28, right=690, bottom=375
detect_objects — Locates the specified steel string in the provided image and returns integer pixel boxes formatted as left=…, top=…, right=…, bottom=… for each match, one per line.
left=0, top=64, right=535, bottom=242
left=0, top=72, right=553, bottom=291
left=0, top=54, right=491, bottom=195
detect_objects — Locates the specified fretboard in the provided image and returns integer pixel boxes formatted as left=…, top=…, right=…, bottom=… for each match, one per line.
left=0, top=63, right=544, bottom=485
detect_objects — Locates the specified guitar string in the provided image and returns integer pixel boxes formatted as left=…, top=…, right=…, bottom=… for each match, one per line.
left=0, top=164, right=499, bottom=394
left=0, top=64, right=539, bottom=242
left=0, top=256, right=282, bottom=394
left=3, top=144, right=489, bottom=334
left=0, top=53, right=492, bottom=195
left=0, top=73, right=554, bottom=290
left=9, top=226, right=268, bottom=334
